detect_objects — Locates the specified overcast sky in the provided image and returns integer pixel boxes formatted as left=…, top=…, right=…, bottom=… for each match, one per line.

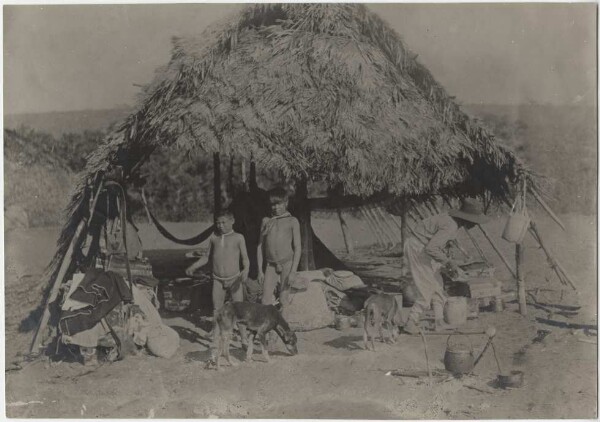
left=4, top=3, right=596, bottom=115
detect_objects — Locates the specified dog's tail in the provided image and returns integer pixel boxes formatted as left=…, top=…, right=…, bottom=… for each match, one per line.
left=364, top=302, right=378, bottom=327
left=363, top=302, right=378, bottom=350
left=274, top=308, right=293, bottom=338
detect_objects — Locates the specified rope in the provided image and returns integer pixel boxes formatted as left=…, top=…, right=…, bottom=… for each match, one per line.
left=140, top=188, right=214, bottom=246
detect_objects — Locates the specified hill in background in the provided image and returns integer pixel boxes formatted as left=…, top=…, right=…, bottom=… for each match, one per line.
left=4, top=107, right=132, bottom=138
left=464, top=104, right=596, bottom=215
left=3, top=103, right=597, bottom=227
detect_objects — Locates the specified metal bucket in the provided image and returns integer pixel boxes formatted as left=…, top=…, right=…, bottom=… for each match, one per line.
left=444, top=297, right=468, bottom=327
left=502, top=213, right=530, bottom=243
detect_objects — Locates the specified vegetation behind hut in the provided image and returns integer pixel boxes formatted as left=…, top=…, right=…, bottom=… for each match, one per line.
left=5, top=100, right=596, bottom=229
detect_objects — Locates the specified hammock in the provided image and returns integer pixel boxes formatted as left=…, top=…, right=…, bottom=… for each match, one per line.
left=140, top=188, right=214, bottom=246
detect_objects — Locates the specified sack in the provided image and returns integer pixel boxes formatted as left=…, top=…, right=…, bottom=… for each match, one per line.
left=282, top=281, right=334, bottom=331
left=324, top=270, right=366, bottom=291
left=147, top=325, right=179, bottom=358
left=502, top=195, right=530, bottom=244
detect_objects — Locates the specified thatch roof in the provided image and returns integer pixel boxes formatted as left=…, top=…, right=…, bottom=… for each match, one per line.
left=47, top=3, right=542, bottom=284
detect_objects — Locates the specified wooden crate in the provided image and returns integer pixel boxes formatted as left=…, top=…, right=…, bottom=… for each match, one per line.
left=464, top=276, right=502, bottom=299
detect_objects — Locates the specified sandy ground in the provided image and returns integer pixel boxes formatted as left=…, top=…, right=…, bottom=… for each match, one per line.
left=4, top=213, right=598, bottom=418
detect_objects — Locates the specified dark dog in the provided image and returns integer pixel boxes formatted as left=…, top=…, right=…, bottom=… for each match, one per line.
left=363, top=293, right=400, bottom=351
left=215, top=302, right=298, bottom=369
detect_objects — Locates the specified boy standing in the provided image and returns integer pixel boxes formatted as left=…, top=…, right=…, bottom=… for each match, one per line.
left=257, top=187, right=301, bottom=308
left=186, top=211, right=249, bottom=360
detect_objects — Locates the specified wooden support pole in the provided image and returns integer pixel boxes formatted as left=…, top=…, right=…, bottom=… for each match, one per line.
left=337, top=209, right=354, bottom=254
left=478, top=225, right=517, bottom=279
left=529, top=221, right=577, bottom=291
left=387, top=201, right=407, bottom=244
left=400, top=198, right=408, bottom=251
left=296, top=176, right=315, bottom=271
left=530, top=188, right=566, bottom=231
left=213, top=152, right=221, bottom=218
left=393, top=213, right=418, bottom=239
left=31, top=219, right=87, bottom=353
left=249, top=159, right=257, bottom=193
left=227, top=155, right=235, bottom=194
left=387, top=205, right=404, bottom=235
left=516, top=243, right=528, bottom=315
left=241, top=160, right=247, bottom=186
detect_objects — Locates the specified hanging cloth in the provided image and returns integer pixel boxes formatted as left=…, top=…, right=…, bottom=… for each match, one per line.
left=140, top=188, right=214, bottom=246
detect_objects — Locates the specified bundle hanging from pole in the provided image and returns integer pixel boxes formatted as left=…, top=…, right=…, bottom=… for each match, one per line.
left=140, top=188, right=214, bottom=245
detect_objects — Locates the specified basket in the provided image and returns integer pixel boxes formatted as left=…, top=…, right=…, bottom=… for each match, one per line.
left=160, top=278, right=204, bottom=312
left=502, top=191, right=530, bottom=244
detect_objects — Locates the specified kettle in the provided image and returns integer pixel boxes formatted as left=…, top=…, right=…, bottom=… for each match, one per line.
left=444, top=333, right=474, bottom=376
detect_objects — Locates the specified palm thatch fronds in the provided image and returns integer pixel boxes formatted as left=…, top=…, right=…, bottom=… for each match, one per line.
left=46, top=4, right=543, bottom=287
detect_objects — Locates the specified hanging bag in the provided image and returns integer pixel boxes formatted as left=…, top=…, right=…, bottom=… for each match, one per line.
left=502, top=181, right=530, bottom=244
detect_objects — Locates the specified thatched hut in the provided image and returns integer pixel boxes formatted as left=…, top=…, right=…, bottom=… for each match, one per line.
left=33, top=4, right=546, bottom=352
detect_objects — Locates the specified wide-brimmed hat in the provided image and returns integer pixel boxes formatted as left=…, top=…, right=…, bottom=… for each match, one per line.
left=448, top=198, right=490, bottom=225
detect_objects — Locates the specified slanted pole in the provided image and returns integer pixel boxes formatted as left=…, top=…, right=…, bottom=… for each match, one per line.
left=463, top=228, right=489, bottom=264
left=530, top=187, right=566, bottom=231
left=529, top=221, right=577, bottom=291
left=360, top=206, right=385, bottom=247
left=478, top=226, right=517, bottom=279
left=367, top=206, right=394, bottom=247
left=337, top=208, right=354, bottom=254
left=375, top=206, right=402, bottom=246
left=31, top=219, right=86, bottom=353
left=516, top=243, right=528, bottom=316
left=213, top=152, right=221, bottom=218
left=410, top=200, right=426, bottom=220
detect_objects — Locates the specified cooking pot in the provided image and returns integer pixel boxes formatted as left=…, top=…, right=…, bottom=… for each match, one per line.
left=444, top=334, right=474, bottom=376
left=497, top=370, right=525, bottom=389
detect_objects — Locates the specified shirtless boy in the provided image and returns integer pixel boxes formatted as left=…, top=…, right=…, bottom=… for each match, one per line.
left=257, top=187, right=301, bottom=308
left=186, top=211, right=249, bottom=360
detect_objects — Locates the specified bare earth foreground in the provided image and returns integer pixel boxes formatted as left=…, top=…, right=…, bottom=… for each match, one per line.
left=5, top=214, right=597, bottom=418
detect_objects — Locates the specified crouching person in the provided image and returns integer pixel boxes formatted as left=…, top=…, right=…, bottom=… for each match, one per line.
left=403, top=199, right=489, bottom=333
left=186, top=210, right=250, bottom=364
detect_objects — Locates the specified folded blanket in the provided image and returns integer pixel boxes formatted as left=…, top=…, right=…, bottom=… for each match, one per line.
left=59, top=269, right=132, bottom=336
left=323, top=270, right=366, bottom=291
